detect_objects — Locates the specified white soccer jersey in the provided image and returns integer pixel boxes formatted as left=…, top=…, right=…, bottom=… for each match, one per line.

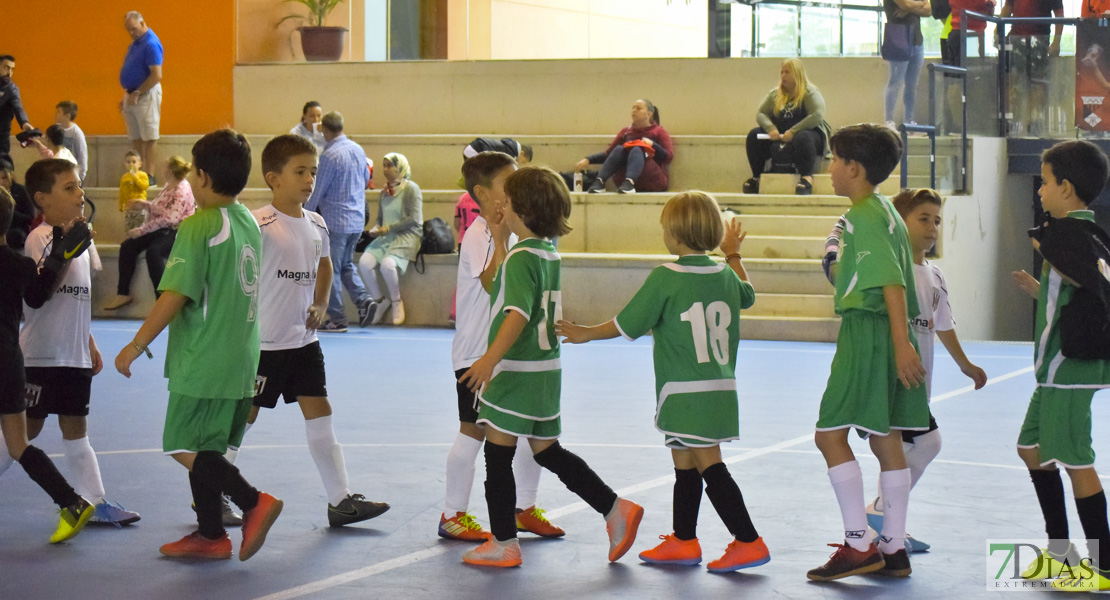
left=451, top=215, right=516, bottom=371
left=253, top=205, right=330, bottom=351
left=909, top=260, right=954, bottom=398
left=20, top=224, right=96, bottom=368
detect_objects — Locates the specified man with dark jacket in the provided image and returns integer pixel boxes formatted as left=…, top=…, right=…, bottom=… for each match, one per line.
left=0, top=55, right=34, bottom=158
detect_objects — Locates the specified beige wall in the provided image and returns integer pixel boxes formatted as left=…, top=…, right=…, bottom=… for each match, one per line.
left=238, top=0, right=362, bottom=63
left=489, top=0, right=707, bottom=59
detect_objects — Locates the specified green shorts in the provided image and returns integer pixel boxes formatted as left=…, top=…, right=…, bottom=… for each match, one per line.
left=817, top=311, right=930, bottom=437
left=477, top=401, right=561, bottom=440
left=163, top=393, right=252, bottom=455
left=1017, top=386, right=1097, bottom=469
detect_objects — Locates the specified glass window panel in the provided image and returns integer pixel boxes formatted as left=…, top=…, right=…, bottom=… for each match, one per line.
left=730, top=3, right=754, bottom=57
left=758, top=4, right=799, bottom=56
left=842, top=7, right=880, bottom=56
left=801, top=7, right=841, bottom=56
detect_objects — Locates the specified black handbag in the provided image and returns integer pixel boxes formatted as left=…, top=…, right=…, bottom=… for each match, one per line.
left=414, top=217, right=455, bottom=274
left=881, top=23, right=912, bottom=62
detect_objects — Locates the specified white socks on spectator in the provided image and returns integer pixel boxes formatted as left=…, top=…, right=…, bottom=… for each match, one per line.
left=828, top=460, right=870, bottom=551
left=514, top=436, right=541, bottom=510
left=306, top=416, right=351, bottom=507
left=445, top=433, right=482, bottom=514
left=877, top=468, right=912, bottom=554
left=64, top=436, right=105, bottom=506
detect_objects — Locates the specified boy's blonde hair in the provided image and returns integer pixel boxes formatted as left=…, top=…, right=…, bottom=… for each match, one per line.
left=503, top=166, right=572, bottom=239
left=892, top=188, right=942, bottom=219
left=167, top=155, right=192, bottom=181
left=661, top=191, right=724, bottom=252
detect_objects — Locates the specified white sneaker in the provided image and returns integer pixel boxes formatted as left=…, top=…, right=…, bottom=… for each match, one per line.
left=371, top=297, right=390, bottom=325
left=392, top=300, right=405, bottom=325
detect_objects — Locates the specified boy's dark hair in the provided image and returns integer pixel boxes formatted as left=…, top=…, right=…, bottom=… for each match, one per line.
left=45, top=124, right=65, bottom=147
left=302, top=100, right=321, bottom=116
left=0, top=55, right=13, bottom=64
left=56, top=101, right=78, bottom=120
left=520, top=144, right=533, bottom=162
left=892, top=188, right=942, bottom=219
left=1042, top=140, right=1110, bottom=205
left=262, top=134, right=317, bottom=179
left=192, top=129, right=252, bottom=197
left=462, top=151, right=516, bottom=200
left=504, top=166, right=572, bottom=239
left=25, top=158, right=78, bottom=203
left=0, top=187, right=13, bottom=236
left=124, top=150, right=140, bottom=160
left=829, top=124, right=902, bottom=186
left=0, top=154, right=13, bottom=173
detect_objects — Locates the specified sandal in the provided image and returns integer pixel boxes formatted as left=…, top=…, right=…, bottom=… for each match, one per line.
left=795, top=179, right=813, bottom=195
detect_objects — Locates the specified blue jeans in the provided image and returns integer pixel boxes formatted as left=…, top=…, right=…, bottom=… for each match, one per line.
left=884, top=44, right=925, bottom=123
left=598, top=146, right=646, bottom=182
left=327, top=231, right=369, bottom=325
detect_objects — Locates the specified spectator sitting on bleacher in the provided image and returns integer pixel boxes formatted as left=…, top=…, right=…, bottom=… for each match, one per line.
left=55, top=102, right=88, bottom=182
left=290, top=100, right=326, bottom=154
left=463, top=138, right=532, bottom=165
left=576, top=99, right=672, bottom=194
left=743, top=58, right=833, bottom=196
left=31, top=125, right=78, bottom=167
left=103, top=156, right=196, bottom=311
left=0, top=155, right=34, bottom=249
left=358, top=152, right=423, bottom=327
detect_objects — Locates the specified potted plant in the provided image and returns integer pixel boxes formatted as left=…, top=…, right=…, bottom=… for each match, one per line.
left=279, top=0, right=347, bottom=62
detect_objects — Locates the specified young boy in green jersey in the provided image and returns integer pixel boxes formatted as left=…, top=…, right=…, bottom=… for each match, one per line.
left=1011, top=140, right=1110, bottom=592
left=808, top=124, right=930, bottom=582
left=115, top=130, right=283, bottom=561
left=558, top=191, right=770, bottom=573
left=458, top=166, right=643, bottom=567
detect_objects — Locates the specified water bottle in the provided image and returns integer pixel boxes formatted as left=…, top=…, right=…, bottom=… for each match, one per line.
left=573, top=171, right=583, bottom=192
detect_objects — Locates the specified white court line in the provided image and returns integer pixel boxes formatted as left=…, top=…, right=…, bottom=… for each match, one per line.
left=931, top=365, right=1034, bottom=403
left=251, top=364, right=1038, bottom=600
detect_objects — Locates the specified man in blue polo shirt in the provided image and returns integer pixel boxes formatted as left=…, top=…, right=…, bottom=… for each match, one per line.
left=119, top=11, right=164, bottom=179
left=0, top=55, right=34, bottom=158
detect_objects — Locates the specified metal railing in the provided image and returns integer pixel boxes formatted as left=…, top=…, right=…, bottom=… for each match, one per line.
left=899, top=63, right=969, bottom=193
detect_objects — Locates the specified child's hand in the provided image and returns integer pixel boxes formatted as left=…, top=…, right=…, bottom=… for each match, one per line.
left=459, top=356, right=495, bottom=394
left=1011, top=270, right=1040, bottom=298
left=91, top=346, right=104, bottom=376
left=127, top=227, right=142, bottom=239
left=719, top=218, right=747, bottom=257
left=114, top=345, right=139, bottom=378
left=305, top=303, right=326, bottom=330
left=963, top=362, right=988, bottom=390
left=893, top=339, right=926, bottom=389
left=556, top=320, right=589, bottom=344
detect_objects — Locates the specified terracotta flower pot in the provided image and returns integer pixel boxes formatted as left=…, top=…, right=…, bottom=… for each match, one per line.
left=299, top=26, right=347, bottom=62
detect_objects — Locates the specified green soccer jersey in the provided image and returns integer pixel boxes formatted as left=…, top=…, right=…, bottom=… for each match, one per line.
left=614, top=254, right=756, bottom=446
left=834, top=193, right=919, bottom=318
left=159, top=203, right=262, bottom=399
left=479, top=237, right=562, bottom=422
left=1033, top=210, right=1110, bottom=387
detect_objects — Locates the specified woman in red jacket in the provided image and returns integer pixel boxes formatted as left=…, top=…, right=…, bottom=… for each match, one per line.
left=575, top=99, right=673, bottom=194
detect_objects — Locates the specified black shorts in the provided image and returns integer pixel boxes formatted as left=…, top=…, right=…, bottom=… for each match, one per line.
left=455, top=368, right=479, bottom=423
left=24, top=367, right=93, bottom=419
left=902, top=413, right=939, bottom=443
left=253, top=341, right=328, bottom=409
left=0, top=350, right=26, bottom=415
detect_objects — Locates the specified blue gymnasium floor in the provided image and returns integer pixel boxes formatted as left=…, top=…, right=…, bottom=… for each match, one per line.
left=1, top=322, right=1108, bottom=600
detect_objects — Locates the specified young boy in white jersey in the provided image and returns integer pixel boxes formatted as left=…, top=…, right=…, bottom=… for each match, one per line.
left=809, top=124, right=929, bottom=581
left=247, top=134, right=389, bottom=526
left=439, top=152, right=563, bottom=542
left=116, top=130, right=282, bottom=561
left=0, top=184, right=96, bottom=543
left=458, top=166, right=643, bottom=567
left=825, top=188, right=988, bottom=553
left=13, top=159, right=141, bottom=528
left=559, top=192, right=771, bottom=573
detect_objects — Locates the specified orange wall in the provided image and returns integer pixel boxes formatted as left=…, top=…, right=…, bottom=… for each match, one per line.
left=5, top=2, right=234, bottom=136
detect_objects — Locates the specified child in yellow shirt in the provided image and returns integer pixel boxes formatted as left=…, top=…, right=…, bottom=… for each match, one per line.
left=119, top=151, right=149, bottom=230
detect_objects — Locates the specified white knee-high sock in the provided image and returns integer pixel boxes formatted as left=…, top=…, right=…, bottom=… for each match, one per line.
left=64, top=436, right=105, bottom=505
left=828, top=460, right=870, bottom=551
left=878, top=468, right=912, bottom=554
left=358, top=253, right=384, bottom=300
left=225, top=422, right=253, bottom=465
left=513, top=436, right=541, bottom=510
left=305, top=416, right=350, bottom=506
left=380, top=257, right=402, bottom=303
left=445, top=432, right=482, bottom=514
left=905, top=429, right=942, bottom=489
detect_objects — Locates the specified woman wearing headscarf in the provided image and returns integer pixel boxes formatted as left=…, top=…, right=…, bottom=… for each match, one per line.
left=358, top=152, right=423, bottom=326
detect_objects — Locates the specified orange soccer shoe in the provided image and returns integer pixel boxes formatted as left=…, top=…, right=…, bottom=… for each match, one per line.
left=159, top=531, right=233, bottom=560
left=439, top=512, right=492, bottom=542
left=605, top=498, right=644, bottom=562
left=462, top=538, right=523, bottom=568
left=707, top=537, right=771, bottom=573
left=240, top=492, right=283, bottom=561
left=638, top=533, right=702, bottom=566
left=516, top=506, right=565, bottom=538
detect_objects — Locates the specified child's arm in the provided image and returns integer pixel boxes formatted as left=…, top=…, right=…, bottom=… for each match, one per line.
left=557, top=319, right=619, bottom=344
left=479, top=209, right=511, bottom=293
left=884, top=285, right=926, bottom=388
left=114, top=291, right=188, bottom=377
left=459, top=311, right=527, bottom=393
left=1011, top=270, right=1040, bottom=298
left=720, top=218, right=750, bottom=283
left=88, top=334, right=103, bottom=376
left=307, top=256, right=332, bottom=330
left=936, top=329, right=987, bottom=389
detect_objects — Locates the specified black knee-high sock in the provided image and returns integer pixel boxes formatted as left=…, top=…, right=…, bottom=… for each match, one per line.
left=192, top=450, right=259, bottom=513
left=673, top=468, right=702, bottom=541
left=190, top=472, right=225, bottom=540
left=18, top=445, right=80, bottom=508
left=702, top=463, right=759, bottom=543
left=1030, top=470, right=1069, bottom=554
left=1075, top=491, right=1110, bottom=572
left=532, top=441, right=618, bottom=516
left=484, top=441, right=517, bottom=542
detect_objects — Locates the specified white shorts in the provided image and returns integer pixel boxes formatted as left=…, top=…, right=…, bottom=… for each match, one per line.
left=121, top=83, right=161, bottom=141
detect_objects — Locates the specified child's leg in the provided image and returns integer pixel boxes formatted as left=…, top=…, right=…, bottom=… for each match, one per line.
left=380, top=256, right=402, bottom=303
left=873, top=429, right=942, bottom=512
left=513, top=436, right=541, bottom=511
left=870, top=432, right=911, bottom=555
left=529, top=437, right=618, bottom=517
left=815, top=429, right=870, bottom=551
left=690, top=446, right=759, bottom=543
left=1067, top=468, right=1109, bottom=573
left=2, top=413, right=82, bottom=507
left=60, top=416, right=106, bottom=506
left=189, top=470, right=226, bottom=540
left=224, top=410, right=255, bottom=465
left=670, top=449, right=703, bottom=541
left=187, top=450, right=260, bottom=514
left=298, top=397, right=352, bottom=506
left=483, top=428, right=519, bottom=542
left=446, top=423, right=483, bottom=514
